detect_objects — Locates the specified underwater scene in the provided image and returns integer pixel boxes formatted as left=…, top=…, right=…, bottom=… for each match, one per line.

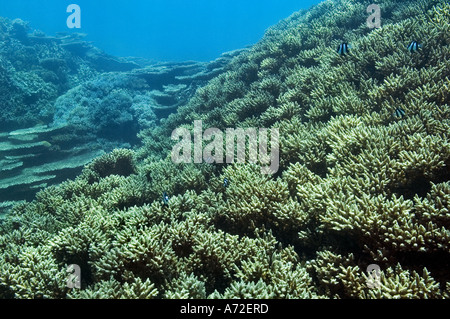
left=0, top=0, right=449, bottom=300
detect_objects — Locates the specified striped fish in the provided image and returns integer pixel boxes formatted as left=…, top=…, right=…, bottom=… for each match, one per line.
left=407, top=41, right=422, bottom=52
left=394, top=108, right=406, bottom=118
left=337, top=43, right=351, bottom=55
left=162, top=192, right=170, bottom=206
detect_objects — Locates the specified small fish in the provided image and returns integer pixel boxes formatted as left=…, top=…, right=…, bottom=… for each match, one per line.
left=337, top=43, right=351, bottom=55
left=407, top=41, right=422, bottom=52
left=393, top=108, right=406, bottom=118
left=223, top=178, right=229, bottom=188
left=162, top=192, right=170, bottom=206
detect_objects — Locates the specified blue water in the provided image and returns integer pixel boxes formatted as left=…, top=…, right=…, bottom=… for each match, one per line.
left=0, top=0, right=321, bottom=61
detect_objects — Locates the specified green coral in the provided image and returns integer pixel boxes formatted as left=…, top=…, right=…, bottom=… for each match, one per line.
left=1, top=0, right=449, bottom=299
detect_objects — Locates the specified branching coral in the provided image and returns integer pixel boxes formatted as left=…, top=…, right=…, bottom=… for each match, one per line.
left=1, top=0, right=449, bottom=299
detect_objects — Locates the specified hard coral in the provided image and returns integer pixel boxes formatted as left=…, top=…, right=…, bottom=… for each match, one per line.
left=1, top=0, right=449, bottom=299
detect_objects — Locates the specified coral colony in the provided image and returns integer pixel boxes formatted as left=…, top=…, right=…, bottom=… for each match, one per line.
left=0, top=0, right=449, bottom=299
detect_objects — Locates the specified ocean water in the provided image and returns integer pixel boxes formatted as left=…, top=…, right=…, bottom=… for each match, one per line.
left=0, top=0, right=321, bottom=61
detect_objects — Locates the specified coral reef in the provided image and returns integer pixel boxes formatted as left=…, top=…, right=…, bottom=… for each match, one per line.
left=52, top=54, right=242, bottom=138
left=0, top=124, right=106, bottom=213
left=0, top=18, right=102, bottom=130
left=0, top=0, right=449, bottom=299
left=0, top=19, right=237, bottom=212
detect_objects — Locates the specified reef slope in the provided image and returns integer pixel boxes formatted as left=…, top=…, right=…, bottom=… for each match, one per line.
left=0, top=0, right=449, bottom=299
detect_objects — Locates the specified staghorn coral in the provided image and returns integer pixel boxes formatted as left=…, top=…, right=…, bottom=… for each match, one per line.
left=1, top=0, right=449, bottom=299
left=67, top=277, right=159, bottom=299
left=361, top=264, right=443, bottom=299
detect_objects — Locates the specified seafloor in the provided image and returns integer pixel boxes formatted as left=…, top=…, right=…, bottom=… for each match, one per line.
left=0, top=0, right=449, bottom=299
